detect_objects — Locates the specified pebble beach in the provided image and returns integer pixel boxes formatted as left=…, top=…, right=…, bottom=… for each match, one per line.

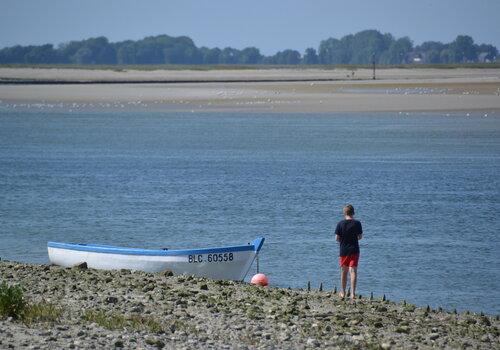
left=1, top=260, right=498, bottom=349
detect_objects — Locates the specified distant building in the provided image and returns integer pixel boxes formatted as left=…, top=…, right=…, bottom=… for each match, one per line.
left=478, top=52, right=493, bottom=63
left=408, top=52, right=424, bottom=64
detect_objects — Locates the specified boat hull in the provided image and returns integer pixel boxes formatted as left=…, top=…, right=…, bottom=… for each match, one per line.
left=47, top=237, right=264, bottom=281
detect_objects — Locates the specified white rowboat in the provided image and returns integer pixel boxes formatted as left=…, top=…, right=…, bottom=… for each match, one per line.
left=47, top=237, right=264, bottom=281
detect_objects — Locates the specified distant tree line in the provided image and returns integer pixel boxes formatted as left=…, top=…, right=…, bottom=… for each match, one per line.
left=0, top=30, right=497, bottom=65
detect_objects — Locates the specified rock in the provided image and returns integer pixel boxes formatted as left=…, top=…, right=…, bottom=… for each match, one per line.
left=145, top=337, right=159, bottom=346
left=306, top=338, right=320, bottom=347
left=142, top=284, right=155, bottom=292
left=352, top=335, right=364, bottom=341
left=105, top=296, right=118, bottom=304
left=348, top=319, right=360, bottom=326
left=73, top=262, right=88, bottom=269
left=429, top=333, right=439, bottom=340
left=262, top=332, right=272, bottom=340
left=479, top=316, right=491, bottom=326
left=160, top=270, right=174, bottom=277
left=380, top=343, right=391, bottom=350
left=199, top=284, right=208, bottom=291
left=395, top=326, right=410, bottom=333
left=480, top=334, right=490, bottom=342
left=114, top=340, right=124, bottom=348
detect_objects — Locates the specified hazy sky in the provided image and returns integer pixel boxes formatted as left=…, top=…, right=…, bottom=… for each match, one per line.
left=1, top=0, right=499, bottom=54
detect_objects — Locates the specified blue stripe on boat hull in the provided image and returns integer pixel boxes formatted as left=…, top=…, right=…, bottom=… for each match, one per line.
left=47, top=237, right=265, bottom=257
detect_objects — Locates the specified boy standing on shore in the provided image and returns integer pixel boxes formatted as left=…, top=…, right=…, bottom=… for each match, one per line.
left=335, top=204, right=363, bottom=301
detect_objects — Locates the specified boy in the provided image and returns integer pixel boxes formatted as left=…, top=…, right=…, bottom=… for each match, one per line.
left=335, top=204, right=363, bottom=300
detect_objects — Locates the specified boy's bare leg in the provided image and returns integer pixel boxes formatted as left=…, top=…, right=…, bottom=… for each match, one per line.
left=340, top=266, right=348, bottom=298
left=349, top=267, right=357, bottom=299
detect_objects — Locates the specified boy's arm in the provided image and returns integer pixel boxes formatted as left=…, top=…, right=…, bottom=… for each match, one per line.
left=357, top=221, right=363, bottom=240
left=334, top=223, right=341, bottom=242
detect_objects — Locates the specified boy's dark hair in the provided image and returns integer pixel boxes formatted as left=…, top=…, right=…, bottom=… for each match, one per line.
left=343, top=204, right=355, bottom=216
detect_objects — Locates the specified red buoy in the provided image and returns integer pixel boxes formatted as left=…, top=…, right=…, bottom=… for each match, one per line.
left=251, top=273, right=269, bottom=287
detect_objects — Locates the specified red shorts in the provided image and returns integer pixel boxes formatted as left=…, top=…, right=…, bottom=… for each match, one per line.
left=339, top=254, right=359, bottom=267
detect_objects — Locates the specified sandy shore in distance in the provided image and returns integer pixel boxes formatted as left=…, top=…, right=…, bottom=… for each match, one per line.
left=0, top=67, right=500, bottom=113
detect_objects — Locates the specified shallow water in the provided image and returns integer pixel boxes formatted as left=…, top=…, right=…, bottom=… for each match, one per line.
left=1, top=110, right=499, bottom=314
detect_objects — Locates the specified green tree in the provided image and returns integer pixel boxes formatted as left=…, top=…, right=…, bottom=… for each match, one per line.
left=414, top=41, right=446, bottom=63
left=58, top=41, right=84, bottom=62
left=416, top=41, right=445, bottom=53
left=220, top=47, right=240, bottom=64
left=135, top=35, right=169, bottom=64
left=0, top=45, right=33, bottom=63
left=0, top=31, right=497, bottom=66
left=116, top=41, right=136, bottom=64
left=238, top=47, right=262, bottom=64
left=350, top=30, right=393, bottom=64
left=319, top=37, right=347, bottom=64
left=62, top=37, right=116, bottom=64
left=439, top=48, right=454, bottom=63
left=23, top=44, right=61, bottom=63
left=200, top=47, right=222, bottom=64
left=381, top=37, right=413, bottom=64
left=451, top=35, right=477, bottom=62
left=303, top=48, right=318, bottom=64
left=269, top=49, right=301, bottom=64
left=426, top=50, right=441, bottom=63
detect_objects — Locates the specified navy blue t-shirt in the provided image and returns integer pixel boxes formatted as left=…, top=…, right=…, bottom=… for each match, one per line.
left=335, top=219, right=363, bottom=256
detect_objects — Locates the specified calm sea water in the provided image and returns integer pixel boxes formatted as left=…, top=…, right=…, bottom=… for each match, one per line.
left=1, top=110, right=499, bottom=314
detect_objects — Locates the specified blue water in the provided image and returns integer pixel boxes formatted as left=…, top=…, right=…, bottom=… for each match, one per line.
left=1, top=110, right=499, bottom=315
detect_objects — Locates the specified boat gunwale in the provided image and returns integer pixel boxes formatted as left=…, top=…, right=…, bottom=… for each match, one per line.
left=47, top=237, right=265, bottom=257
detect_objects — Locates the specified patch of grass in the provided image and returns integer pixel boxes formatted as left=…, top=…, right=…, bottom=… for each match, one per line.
left=0, top=281, right=26, bottom=319
left=22, top=302, right=62, bottom=326
left=83, top=309, right=163, bottom=333
left=0, top=281, right=63, bottom=325
left=83, top=309, right=200, bottom=335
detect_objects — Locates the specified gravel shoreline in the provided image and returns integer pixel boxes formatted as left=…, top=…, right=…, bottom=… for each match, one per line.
left=1, top=260, right=498, bottom=349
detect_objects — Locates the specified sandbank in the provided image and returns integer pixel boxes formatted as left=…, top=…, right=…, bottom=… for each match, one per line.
left=0, top=67, right=499, bottom=113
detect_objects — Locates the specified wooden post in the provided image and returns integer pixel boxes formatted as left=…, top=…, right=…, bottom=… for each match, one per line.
left=372, top=52, right=376, bottom=80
